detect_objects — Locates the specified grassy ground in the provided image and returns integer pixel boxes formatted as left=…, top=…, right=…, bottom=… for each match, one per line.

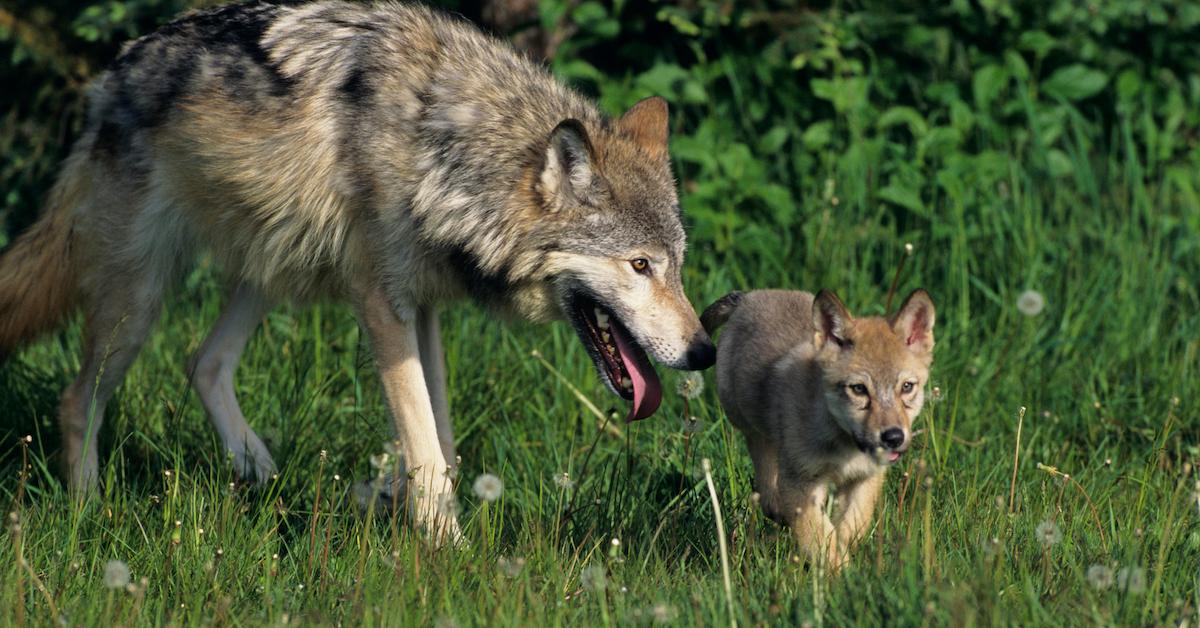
left=1, top=127, right=1199, bottom=625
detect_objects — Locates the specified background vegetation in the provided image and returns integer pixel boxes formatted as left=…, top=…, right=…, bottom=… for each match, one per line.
left=2, top=0, right=1198, bottom=625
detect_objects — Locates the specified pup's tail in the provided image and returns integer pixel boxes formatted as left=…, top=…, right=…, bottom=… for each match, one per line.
left=700, top=291, right=744, bottom=335
left=0, top=155, right=86, bottom=359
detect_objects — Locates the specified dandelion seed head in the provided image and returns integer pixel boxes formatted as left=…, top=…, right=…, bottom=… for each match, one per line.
left=1117, top=565, right=1146, bottom=594
left=675, top=372, right=705, bottom=399
left=651, top=602, right=677, bottom=623
left=905, top=242, right=914, bottom=254
left=1016, top=290, right=1045, bottom=316
left=580, top=564, right=607, bottom=592
left=554, top=472, right=575, bottom=491
left=473, top=473, right=503, bottom=502
left=1087, top=564, right=1114, bottom=590
left=103, top=560, right=131, bottom=589
left=1035, top=520, right=1062, bottom=546
left=437, top=493, right=460, bottom=518
left=497, top=556, right=525, bottom=579
left=682, top=416, right=703, bottom=434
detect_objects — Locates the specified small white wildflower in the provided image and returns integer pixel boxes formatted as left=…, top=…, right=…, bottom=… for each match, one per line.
left=651, top=602, right=677, bottom=623
left=1087, top=564, right=1114, bottom=590
left=675, top=371, right=704, bottom=399
left=554, top=472, right=575, bottom=491
left=904, top=242, right=914, bottom=254
left=497, top=556, right=525, bottom=579
left=1117, top=566, right=1146, bottom=594
left=981, top=537, right=1002, bottom=557
left=103, top=560, right=131, bottom=589
left=1016, top=290, right=1045, bottom=316
left=1035, top=520, right=1062, bottom=546
left=473, top=473, right=503, bottom=502
left=580, top=564, right=607, bottom=592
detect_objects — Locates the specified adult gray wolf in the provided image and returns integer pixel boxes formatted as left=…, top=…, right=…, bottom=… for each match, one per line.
left=701, top=288, right=934, bottom=569
left=0, top=0, right=715, bottom=539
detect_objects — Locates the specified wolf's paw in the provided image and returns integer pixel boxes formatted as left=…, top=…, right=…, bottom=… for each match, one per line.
left=227, top=435, right=277, bottom=484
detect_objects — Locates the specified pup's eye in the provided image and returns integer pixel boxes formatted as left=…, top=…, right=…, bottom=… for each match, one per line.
left=849, top=383, right=868, bottom=396
left=630, top=258, right=651, bottom=274
left=901, top=381, right=915, bottom=393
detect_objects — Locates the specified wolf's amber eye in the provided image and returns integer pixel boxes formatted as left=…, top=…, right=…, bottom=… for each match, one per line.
left=849, top=383, right=868, bottom=396
left=630, top=258, right=650, bottom=274
left=901, top=381, right=915, bottom=393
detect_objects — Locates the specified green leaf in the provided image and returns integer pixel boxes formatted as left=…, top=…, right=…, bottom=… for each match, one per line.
left=877, top=184, right=927, bottom=216
left=802, top=121, right=833, bottom=149
left=758, top=126, right=790, bottom=153
left=972, top=64, right=1008, bottom=109
left=1041, top=64, right=1108, bottom=101
left=877, top=106, right=929, bottom=138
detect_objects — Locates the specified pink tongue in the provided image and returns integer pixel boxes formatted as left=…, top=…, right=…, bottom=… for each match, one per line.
left=610, top=322, right=662, bottom=422
left=887, top=451, right=901, bottom=463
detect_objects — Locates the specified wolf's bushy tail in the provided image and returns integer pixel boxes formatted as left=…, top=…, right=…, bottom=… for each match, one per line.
left=0, top=155, right=86, bottom=358
left=700, top=291, right=743, bottom=335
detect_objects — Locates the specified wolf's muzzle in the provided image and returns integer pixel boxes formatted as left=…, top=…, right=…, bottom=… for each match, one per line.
left=681, top=332, right=716, bottom=370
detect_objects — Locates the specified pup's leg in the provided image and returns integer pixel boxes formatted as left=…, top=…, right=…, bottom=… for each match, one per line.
left=355, top=286, right=460, bottom=543
left=744, top=433, right=782, bottom=522
left=835, top=472, right=884, bottom=547
left=415, top=306, right=455, bottom=465
left=59, top=276, right=162, bottom=492
left=781, top=483, right=844, bottom=570
left=188, top=284, right=277, bottom=482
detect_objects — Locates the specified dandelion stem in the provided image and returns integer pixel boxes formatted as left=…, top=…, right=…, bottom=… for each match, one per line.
left=885, top=243, right=913, bottom=312
left=702, top=458, right=737, bottom=628
left=1008, top=407, right=1026, bottom=513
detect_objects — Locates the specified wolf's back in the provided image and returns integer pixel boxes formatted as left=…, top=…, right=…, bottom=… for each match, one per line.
left=0, top=154, right=85, bottom=358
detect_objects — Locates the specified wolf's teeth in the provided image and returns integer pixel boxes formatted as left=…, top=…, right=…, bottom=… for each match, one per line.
left=601, top=331, right=611, bottom=343
left=620, top=377, right=632, bottom=389
left=596, top=310, right=610, bottom=330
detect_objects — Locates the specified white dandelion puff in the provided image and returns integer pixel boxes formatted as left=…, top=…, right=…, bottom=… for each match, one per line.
left=103, top=560, right=131, bottom=589
left=675, top=371, right=704, bottom=399
left=497, top=556, right=526, bottom=579
left=1117, top=566, right=1146, bottom=594
left=437, top=492, right=460, bottom=518
left=1087, top=564, right=1114, bottom=590
left=1016, top=290, right=1045, bottom=316
left=651, top=602, right=678, bottom=623
left=554, top=472, right=575, bottom=491
left=473, top=473, right=503, bottom=502
left=1035, top=520, right=1062, bottom=546
left=580, top=564, right=607, bottom=592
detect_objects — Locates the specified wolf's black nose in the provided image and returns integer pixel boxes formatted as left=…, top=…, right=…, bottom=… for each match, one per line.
left=881, top=428, right=905, bottom=450
left=683, top=333, right=716, bottom=370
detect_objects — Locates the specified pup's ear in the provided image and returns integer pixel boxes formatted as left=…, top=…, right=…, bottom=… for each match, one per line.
left=812, top=289, right=853, bottom=349
left=540, top=119, right=597, bottom=210
left=890, top=289, right=935, bottom=354
left=617, top=97, right=669, bottom=158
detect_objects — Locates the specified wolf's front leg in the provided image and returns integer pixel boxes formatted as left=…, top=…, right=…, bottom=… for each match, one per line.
left=356, top=286, right=461, bottom=544
left=835, top=472, right=884, bottom=549
left=781, top=483, right=845, bottom=571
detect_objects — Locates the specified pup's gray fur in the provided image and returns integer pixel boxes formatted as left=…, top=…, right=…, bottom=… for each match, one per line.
left=704, top=288, right=935, bottom=569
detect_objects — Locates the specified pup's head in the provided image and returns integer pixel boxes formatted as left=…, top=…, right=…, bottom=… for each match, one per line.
left=526, top=97, right=715, bottom=420
left=811, top=289, right=936, bottom=465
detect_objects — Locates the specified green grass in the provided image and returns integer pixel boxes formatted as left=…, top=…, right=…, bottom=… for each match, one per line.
left=2, top=128, right=1199, bottom=625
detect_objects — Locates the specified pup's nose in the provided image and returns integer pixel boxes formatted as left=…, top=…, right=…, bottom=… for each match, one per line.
left=880, top=428, right=906, bottom=450
left=682, top=332, right=716, bottom=370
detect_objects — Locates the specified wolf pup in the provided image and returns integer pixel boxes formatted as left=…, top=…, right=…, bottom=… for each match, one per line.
left=701, top=289, right=935, bottom=569
left=0, top=1, right=715, bottom=539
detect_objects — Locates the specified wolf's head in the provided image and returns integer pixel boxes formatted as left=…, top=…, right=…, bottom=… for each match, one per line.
left=522, top=97, right=715, bottom=420
left=810, top=289, right=936, bottom=465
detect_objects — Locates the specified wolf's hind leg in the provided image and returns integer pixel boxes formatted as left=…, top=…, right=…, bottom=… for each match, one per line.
left=60, top=278, right=162, bottom=492
left=416, top=306, right=455, bottom=465
left=356, top=287, right=460, bottom=544
left=188, top=284, right=277, bottom=483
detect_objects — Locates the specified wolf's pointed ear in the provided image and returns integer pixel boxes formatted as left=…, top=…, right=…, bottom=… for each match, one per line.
left=617, top=97, right=669, bottom=158
left=541, top=119, right=597, bottom=211
left=812, top=290, right=853, bottom=349
left=890, top=289, right=935, bottom=354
